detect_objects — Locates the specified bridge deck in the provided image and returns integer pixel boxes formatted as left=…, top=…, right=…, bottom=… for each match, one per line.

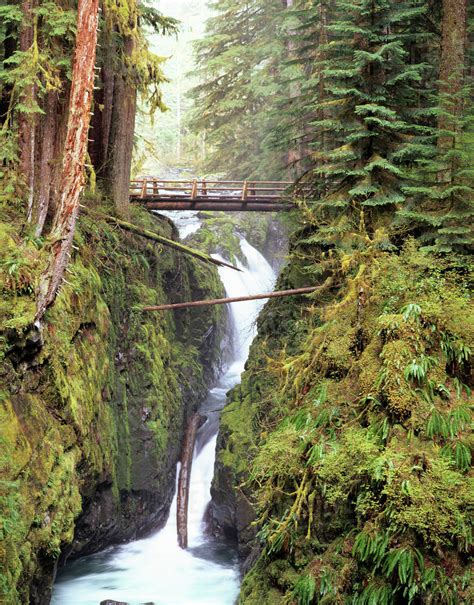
left=129, top=179, right=297, bottom=211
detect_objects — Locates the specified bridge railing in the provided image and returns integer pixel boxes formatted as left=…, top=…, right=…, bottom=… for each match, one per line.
left=129, top=179, right=295, bottom=201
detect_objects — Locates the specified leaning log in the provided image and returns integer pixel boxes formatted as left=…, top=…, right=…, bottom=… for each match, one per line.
left=35, top=0, right=99, bottom=320
left=177, top=413, right=201, bottom=549
left=81, top=208, right=241, bottom=272
left=142, top=286, right=320, bottom=312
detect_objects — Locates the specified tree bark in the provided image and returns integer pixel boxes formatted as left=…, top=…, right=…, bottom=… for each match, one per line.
left=107, top=35, right=137, bottom=218
left=35, top=0, right=99, bottom=320
left=89, top=29, right=115, bottom=175
left=177, top=413, right=201, bottom=549
left=18, top=0, right=36, bottom=222
left=438, top=0, right=468, bottom=158
left=35, top=91, right=57, bottom=236
left=47, top=89, right=69, bottom=224
left=100, top=33, right=116, bottom=171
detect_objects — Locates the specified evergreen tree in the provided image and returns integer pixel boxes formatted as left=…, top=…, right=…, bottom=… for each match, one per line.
left=290, top=1, right=434, bottom=238
left=0, top=0, right=177, bottom=228
left=189, top=0, right=290, bottom=179
left=401, top=0, right=474, bottom=252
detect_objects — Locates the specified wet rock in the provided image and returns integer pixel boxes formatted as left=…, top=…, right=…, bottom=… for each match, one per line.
left=263, top=216, right=288, bottom=271
left=209, top=425, right=257, bottom=567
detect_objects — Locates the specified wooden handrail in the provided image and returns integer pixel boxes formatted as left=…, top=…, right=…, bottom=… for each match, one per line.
left=130, top=186, right=293, bottom=193
left=129, top=177, right=305, bottom=211
left=130, top=179, right=294, bottom=185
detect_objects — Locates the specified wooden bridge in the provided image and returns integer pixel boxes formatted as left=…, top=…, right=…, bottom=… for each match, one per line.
left=129, top=179, right=296, bottom=212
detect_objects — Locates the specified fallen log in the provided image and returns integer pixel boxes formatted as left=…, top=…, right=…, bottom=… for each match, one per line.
left=177, top=413, right=201, bottom=549
left=142, top=286, right=320, bottom=312
left=80, top=207, right=241, bottom=272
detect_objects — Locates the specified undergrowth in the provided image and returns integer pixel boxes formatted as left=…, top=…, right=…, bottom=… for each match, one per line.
left=219, top=237, right=473, bottom=605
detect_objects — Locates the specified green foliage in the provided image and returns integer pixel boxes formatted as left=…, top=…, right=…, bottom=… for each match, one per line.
left=219, top=242, right=473, bottom=604
left=292, top=574, right=316, bottom=605
left=189, top=0, right=291, bottom=179
left=401, top=81, right=474, bottom=252
left=102, top=0, right=178, bottom=115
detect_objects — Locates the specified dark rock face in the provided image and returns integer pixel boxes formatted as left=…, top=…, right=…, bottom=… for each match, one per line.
left=209, top=423, right=259, bottom=572
left=263, top=217, right=288, bottom=272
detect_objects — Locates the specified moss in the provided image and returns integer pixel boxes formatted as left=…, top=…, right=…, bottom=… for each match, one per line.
left=239, top=557, right=286, bottom=605
left=214, top=240, right=473, bottom=604
left=0, top=205, right=226, bottom=603
left=188, top=212, right=280, bottom=266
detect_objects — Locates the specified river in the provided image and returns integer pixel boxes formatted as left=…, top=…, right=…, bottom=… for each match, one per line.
left=52, top=224, right=276, bottom=605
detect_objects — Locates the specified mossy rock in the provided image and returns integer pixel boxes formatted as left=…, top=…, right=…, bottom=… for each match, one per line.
left=0, top=206, right=227, bottom=603
left=212, top=240, right=473, bottom=604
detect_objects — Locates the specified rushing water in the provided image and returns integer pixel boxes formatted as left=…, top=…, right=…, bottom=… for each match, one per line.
left=52, top=233, right=276, bottom=605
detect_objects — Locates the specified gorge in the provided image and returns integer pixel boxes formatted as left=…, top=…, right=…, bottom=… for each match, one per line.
left=51, top=227, right=277, bottom=605
left=0, top=1, right=472, bottom=604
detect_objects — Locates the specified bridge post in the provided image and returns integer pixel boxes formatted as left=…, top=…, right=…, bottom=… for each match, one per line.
left=191, top=179, right=198, bottom=200
left=201, top=179, right=207, bottom=197
left=140, top=179, right=147, bottom=199
left=242, top=181, right=248, bottom=201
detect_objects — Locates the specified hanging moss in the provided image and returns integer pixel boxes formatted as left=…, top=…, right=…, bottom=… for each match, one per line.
left=213, top=240, right=473, bottom=605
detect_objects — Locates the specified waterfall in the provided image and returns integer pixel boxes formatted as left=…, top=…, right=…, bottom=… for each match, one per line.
left=52, top=236, right=276, bottom=605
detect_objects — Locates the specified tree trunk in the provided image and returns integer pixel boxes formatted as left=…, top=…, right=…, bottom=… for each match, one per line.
left=438, top=0, right=468, bottom=158
left=48, top=89, right=69, bottom=223
left=89, top=29, right=115, bottom=175
left=283, top=0, right=302, bottom=176
left=18, top=0, right=36, bottom=222
left=143, top=286, right=321, bottom=312
left=107, top=35, right=137, bottom=218
left=35, top=0, right=99, bottom=320
left=177, top=413, right=201, bottom=549
left=35, top=91, right=57, bottom=236
left=100, top=34, right=116, bottom=171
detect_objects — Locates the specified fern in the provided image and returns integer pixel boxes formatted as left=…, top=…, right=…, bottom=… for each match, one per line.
left=293, top=574, right=316, bottom=605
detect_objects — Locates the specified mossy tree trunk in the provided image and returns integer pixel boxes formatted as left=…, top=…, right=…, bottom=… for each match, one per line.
left=18, top=0, right=36, bottom=224
left=36, top=0, right=99, bottom=320
left=106, top=35, right=136, bottom=218
left=438, top=0, right=468, bottom=163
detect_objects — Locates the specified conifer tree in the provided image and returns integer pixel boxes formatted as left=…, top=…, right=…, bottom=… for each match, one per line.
left=295, top=1, right=432, bottom=238
left=189, top=0, right=289, bottom=179
left=401, top=0, right=473, bottom=252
